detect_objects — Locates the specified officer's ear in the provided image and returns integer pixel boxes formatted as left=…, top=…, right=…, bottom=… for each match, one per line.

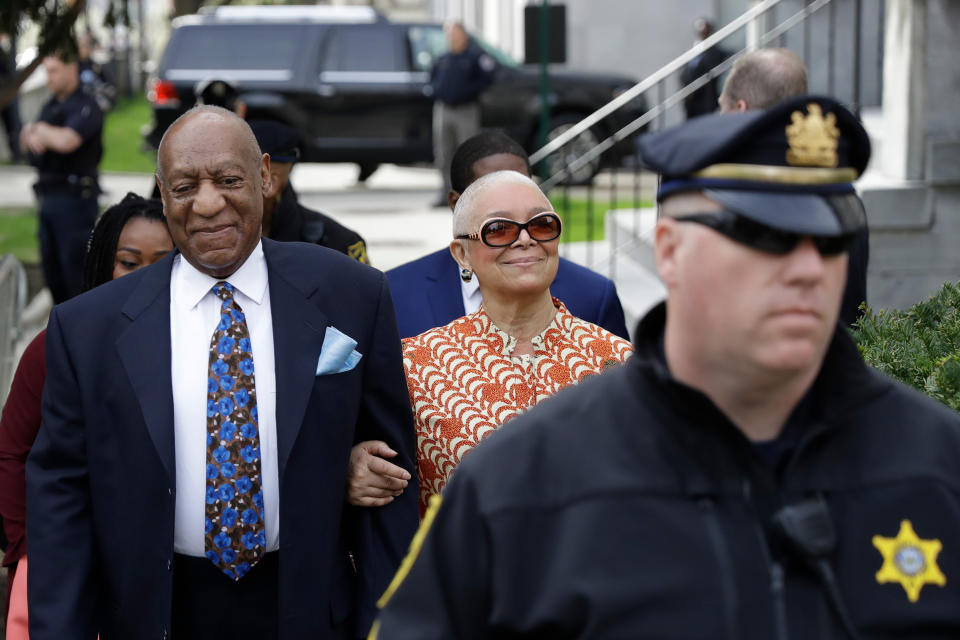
left=654, top=216, right=683, bottom=287
left=447, top=189, right=460, bottom=212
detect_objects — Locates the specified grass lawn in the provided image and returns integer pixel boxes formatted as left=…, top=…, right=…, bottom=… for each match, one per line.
left=101, top=96, right=157, bottom=174
left=0, top=208, right=39, bottom=263
left=551, top=195, right=653, bottom=243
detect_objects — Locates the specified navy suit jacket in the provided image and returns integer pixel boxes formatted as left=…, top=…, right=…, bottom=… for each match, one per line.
left=386, top=248, right=629, bottom=339
left=26, top=239, right=418, bottom=639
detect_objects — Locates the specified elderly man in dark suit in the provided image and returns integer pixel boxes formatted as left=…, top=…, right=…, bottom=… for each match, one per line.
left=27, top=105, right=418, bottom=640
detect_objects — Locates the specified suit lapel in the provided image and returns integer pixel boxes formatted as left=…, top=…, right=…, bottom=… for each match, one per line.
left=116, top=254, right=176, bottom=482
left=426, top=249, right=466, bottom=328
left=263, top=240, right=329, bottom=480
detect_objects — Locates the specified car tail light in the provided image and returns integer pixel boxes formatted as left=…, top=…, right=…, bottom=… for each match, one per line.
left=148, top=79, right=180, bottom=106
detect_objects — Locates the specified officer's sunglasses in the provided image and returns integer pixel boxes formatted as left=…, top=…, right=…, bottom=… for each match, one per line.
left=456, top=212, right=562, bottom=248
left=673, top=210, right=854, bottom=256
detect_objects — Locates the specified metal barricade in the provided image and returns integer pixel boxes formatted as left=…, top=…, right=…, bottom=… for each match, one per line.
left=0, top=253, right=28, bottom=406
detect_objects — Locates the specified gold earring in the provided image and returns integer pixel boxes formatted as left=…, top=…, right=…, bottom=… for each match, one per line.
left=460, top=267, right=473, bottom=282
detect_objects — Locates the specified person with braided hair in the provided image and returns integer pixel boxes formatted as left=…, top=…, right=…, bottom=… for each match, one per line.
left=0, top=193, right=173, bottom=636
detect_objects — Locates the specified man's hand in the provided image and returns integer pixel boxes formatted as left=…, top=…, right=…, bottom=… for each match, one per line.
left=21, top=122, right=84, bottom=155
left=20, top=123, right=46, bottom=155
left=347, top=440, right=412, bottom=507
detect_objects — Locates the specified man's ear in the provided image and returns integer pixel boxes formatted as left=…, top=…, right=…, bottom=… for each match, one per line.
left=265, top=168, right=283, bottom=200
left=447, top=189, right=460, bottom=212
left=735, top=99, right=749, bottom=112
left=155, top=174, right=166, bottom=212
left=260, top=153, right=272, bottom=197
left=654, top=218, right=682, bottom=286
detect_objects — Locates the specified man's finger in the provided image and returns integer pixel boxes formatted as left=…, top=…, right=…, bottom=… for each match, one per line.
left=359, top=474, right=407, bottom=492
left=368, top=457, right=411, bottom=480
left=352, top=485, right=399, bottom=498
left=361, top=440, right=395, bottom=456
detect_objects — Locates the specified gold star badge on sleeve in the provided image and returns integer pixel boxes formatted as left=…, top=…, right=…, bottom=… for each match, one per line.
left=872, top=520, right=946, bottom=602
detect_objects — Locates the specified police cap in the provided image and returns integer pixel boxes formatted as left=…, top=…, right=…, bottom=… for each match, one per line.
left=248, top=120, right=301, bottom=164
left=637, top=95, right=871, bottom=237
left=194, top=78, right=241, bottom=110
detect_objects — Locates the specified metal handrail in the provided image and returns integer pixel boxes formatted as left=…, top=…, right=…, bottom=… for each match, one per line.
left=529, top=0, right=786, bottom=167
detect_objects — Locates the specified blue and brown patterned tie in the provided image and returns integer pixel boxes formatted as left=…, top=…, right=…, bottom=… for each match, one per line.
left=204, top=281, right=265, bottom=580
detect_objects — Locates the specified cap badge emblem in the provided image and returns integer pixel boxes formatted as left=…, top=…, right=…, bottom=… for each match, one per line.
left=785, top=103, right=840, bottom=168
left=872, top=519, right=946, bottom=602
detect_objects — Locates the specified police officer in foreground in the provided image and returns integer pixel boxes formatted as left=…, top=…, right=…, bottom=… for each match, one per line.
left=249, top=119, right=370, bottom=263
left=371, top=96, right=960, bottom=639
left=20, top=47, right=103, bottom=304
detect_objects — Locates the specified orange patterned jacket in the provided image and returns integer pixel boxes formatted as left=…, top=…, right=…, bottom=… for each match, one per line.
left=402, top=299, right=634, bottom=515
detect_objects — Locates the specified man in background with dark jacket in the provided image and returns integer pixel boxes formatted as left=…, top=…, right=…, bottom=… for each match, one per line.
left=429, top=21, right=496, bottom=207
left=680, top=17, right=728, bottom=119
left=250, top=119, right=370, bottom=264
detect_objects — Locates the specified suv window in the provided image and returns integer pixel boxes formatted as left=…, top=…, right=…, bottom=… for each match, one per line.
left=322, top=25, right=404, bottom=72
left=165, top=25, right=306, bottom=73
left=407, top=25, right=447, bottom=72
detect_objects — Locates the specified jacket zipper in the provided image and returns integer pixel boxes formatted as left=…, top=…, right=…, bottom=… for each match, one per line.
left=770, top=562, right=790, bottom=640
left=697, top=498, right=741, bottom=640
left=744, top=478, right=790, bottom=640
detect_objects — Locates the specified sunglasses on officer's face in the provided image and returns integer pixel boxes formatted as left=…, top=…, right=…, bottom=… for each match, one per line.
left=673, top=210, right=855, bottom=256
left=456, top=212, right=562, bottom=248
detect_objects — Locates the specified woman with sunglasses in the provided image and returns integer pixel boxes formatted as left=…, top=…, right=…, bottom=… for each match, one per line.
left=389, top=170, right=633, bottom=514
left=0, top=193, right=173, bottom=638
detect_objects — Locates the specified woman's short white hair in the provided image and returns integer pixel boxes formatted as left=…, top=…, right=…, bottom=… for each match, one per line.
left=452, top=170, right=545, bottom=237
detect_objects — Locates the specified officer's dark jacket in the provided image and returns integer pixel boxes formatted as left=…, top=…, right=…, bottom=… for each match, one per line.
left=429, top=44, right=495, bottom=107
left=33, top=88, right=102, bottom=190
left=269, top=186, right=369, bottom=264
left=375, top=304, right=960, bottom=639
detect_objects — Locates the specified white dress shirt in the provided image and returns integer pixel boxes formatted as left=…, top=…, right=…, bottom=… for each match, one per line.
left=460, top=273, right=483, bottom=315
left=170, top=241, right=280, bottom=556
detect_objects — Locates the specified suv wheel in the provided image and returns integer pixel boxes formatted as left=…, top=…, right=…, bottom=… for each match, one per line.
left=539, top=114, right=603, bottom=185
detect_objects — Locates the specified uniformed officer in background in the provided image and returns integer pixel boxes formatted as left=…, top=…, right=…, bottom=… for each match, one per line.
left=249, top=119, right=370, bottom=263
left=428, top=21, right=496, bottom=207
left=371, top=96, right=960, bottom=639
left=20, top=47, right=103, bottom=304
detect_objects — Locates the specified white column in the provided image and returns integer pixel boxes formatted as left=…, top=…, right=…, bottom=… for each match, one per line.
left=881, top=0, right=926, bottom=181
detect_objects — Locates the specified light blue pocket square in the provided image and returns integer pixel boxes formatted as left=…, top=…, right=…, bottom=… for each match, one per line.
left=316, top=326, right=362, bottom=375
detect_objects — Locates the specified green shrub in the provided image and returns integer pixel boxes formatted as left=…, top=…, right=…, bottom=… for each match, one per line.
left=852, top=281, right=960, bottom=411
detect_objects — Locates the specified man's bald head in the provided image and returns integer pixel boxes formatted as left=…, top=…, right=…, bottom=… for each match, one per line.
left=719, top=48, right=807, bottom=113
left=156, top=105, right=262, bottom=186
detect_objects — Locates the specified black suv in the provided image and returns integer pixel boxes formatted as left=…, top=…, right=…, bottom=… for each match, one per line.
left=145, top=5, right=644, bottom=182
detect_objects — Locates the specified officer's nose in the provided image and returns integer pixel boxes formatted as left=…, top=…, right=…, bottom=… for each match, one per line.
left=193, top=180, right=225, bottom=216
left=784, top=237, right=832, bottom=285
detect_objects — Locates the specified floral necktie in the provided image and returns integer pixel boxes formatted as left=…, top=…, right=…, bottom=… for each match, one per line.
left=204, top=281, right=265, bottom=580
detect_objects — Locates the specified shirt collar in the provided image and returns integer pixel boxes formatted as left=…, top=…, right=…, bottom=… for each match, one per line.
left=475, top=297, right=569, bottom=356
left=174, top=241, right=268, bottom=309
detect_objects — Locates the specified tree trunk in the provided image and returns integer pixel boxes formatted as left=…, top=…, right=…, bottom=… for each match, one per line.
left=0, top=0, right=86, bottom=112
